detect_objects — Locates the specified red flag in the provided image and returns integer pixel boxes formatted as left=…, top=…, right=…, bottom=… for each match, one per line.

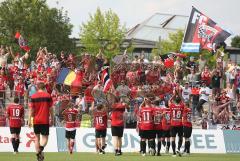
left=164, top=58, right=174, bottom=68
left=71, top=71, right=85, bottom=87
left=15, top=32, right=30, bottom=52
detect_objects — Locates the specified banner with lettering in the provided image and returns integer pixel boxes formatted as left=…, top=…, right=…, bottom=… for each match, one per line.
left=0, top=127, right=231, bottom=153
left=0, top=127, right=57, bottom=152
left=181, top=7, right=231, bottom=53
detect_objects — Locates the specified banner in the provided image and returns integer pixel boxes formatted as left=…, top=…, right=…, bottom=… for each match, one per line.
left=181, top=7, right=231, bottom=53
left=0, top=127, right=57, bottom=152
left=1, top=127, right=239, bottom=153
left=190, top=129, right=226, bottom=153
left=74, top=128, right=226, bottom=153
left=223, top=130, right=240, bottom=153
left=74, top=128, right=139, bottom=152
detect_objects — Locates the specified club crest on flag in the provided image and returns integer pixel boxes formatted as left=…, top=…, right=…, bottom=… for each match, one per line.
left=181, top=7, right=231, bottom=53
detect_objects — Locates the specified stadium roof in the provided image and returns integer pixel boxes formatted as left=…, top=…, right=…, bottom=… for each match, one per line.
left=126, top=13, right=189, bottom=42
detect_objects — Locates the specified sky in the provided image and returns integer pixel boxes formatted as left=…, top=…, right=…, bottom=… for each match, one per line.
left=1, top=0, right=239, bottom=43
left=46, top=0, right=240, bottom=43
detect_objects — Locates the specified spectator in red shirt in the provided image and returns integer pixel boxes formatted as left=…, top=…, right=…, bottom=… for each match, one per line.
left=14, top=77, right=25, bottom=106
left=0, top=77, right=7, bottom=108
left=201, top=66, right=211, bottom=87
left=28, top=82, right=53, bottom=161
left=6, top=97, right=24, bottom=154
left=111, top=97, right=129, bottom=156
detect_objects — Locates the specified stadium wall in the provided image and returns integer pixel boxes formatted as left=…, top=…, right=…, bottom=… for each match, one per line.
left=0, top=127, right=239, bottom=153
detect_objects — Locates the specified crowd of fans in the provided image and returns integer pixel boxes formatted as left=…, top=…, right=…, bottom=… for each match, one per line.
left=0, top=45, right=240, bottom=129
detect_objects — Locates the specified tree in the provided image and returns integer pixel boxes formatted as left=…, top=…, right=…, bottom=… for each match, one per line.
left=0, top=0, right=73, bottom=58
left=231, top=35, right=240, bottom=48
left=80, top=7, right=126, bottom=58
left=152, top=30, right=184, bottom=56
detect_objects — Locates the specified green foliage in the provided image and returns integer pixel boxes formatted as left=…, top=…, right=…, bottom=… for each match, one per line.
left=152, top=30, right=184, bottom=56
left=0, top=0, right=73, bottom=58
left=80, top=7, right=126, bottom=59
left=231, top=35, right=240, bottom=48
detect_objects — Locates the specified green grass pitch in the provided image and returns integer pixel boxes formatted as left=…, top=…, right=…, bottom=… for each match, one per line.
left=0, top=153, right=240, bottom=161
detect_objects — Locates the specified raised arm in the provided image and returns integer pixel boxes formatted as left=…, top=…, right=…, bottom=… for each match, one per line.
left=9, top=46, right=15, bottom=59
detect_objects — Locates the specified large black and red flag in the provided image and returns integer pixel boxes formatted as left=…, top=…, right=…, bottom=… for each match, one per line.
left=15, top=32, right=30, bottom=52
left=181, top=7, right=231, bottom=53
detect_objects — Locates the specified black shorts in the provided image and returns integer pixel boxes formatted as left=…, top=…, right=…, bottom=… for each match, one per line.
left=170, top=126, right=183, bottom=137
left=162, top=130, right=171, bottom=138
left=33, top=124, right=49, bottom=136
left=139, top=130, right=156, bottom=139
left=95, top=129, right=107, bottom=138
left=10, top=127, right=21, bottom=135
left=155, top=130, right=163, bottom=139
left=183, top=126, right=192, bottom=138
left=65, top=130, right=76, bottom=139
left=111, top=126, right=124, bottom=137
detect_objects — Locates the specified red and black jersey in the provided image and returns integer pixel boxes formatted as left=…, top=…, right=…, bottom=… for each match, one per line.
left=31, top=70, right=38, bottom=78
left=45, top=82, right=54, bottom=94
left=155, top=86, right=164, bottom=97
left=29, top=91, right=53, bottom=125
left=163, top=84, right=173, bottom=94
left=37, top=65, right=44, bottom=73
left=146, top=71, right=159, bottom=84
left=170, top=102, right=184, bottom=127
left=162, top=108, right=171, bottom=131
left=10, top=66, right=18, bottom=75
left=126, top=71, right=139, bottom=86
left=15, top=82, right=25, bottom=96
left=182, top=107, right=192, bottom=127
left=63, top=108, right=78, bottom=129
left=119, top=70, right=127, bottom=82
left=138, top=107, right=154, bottom=130
left=111, top=71, right=119, bottom=84
left=153, top=107, right=163, bottom=130
left=111, top=103, right=127, bottom=127
left=94, top=110, right=108, bottom=130
left=0, top=75, right=7, bottom=82
left=84, top=86, right=94, bottom=103
left=7, top=104, right=24, bottom=128
left=201, top=71, right=211, bottom=86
